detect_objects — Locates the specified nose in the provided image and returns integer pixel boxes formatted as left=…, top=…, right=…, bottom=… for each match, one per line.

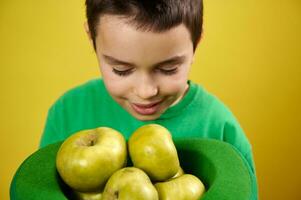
left=134, top=74, right=159, bottom=100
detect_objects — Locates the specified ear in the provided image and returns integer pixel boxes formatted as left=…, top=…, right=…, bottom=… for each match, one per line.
left=191, top=55, right=195, bottom=65
left=84, top=21, right=93, bottom=46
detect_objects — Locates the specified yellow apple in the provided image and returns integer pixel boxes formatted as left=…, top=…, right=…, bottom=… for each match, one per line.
left=128, top=124, right=180, bottom=181
left=155, top=174, right=206, bottom=200
left=56, top=127, right=127, bottom=193
left=169, top=166, right=184, bottom=180
left=102, top=167, right=159, bottom=200
left=73, top=191, right=102, bottom=200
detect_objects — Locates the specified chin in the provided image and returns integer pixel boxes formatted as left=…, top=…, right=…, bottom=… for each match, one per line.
left=131, top=112, right=161, bottom=121
left=136, top=115, right=159, bottom=121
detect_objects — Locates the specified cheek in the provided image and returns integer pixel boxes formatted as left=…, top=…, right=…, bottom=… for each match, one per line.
left=100, top=66, right=129, bottom=98
left=160, top=67, right=189, bottom=94
left=103, top=77, right=129, bottom=98
left=159, top=77, right=187, bottom=95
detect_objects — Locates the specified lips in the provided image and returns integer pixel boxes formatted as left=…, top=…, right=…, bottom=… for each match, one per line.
left=131, top=101, right=162, bottom=115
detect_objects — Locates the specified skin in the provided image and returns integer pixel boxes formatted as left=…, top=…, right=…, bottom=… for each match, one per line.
left=169, top=166, right=185, bottom=180
left=56, top=127, right=127, bottom=192
left=73, top=191, right=102, bottom=200
left=155, top=174, right=206, bottom=200
left=102, top=167, right=159, bottom=200
left=84, top=15, right=196, bottom=121
left=128, top=124, right=180, bottom=181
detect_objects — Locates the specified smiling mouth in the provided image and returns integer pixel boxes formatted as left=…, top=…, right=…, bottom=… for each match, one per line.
left=131, top=101, right=162, bottom=115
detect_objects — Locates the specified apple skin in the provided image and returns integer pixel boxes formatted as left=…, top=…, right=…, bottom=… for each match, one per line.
left=155, top=174, right=206, bottom=200
left=102, top=167, right=159, bottom=200
left=128, top=124, right=180, bottom=182
left=56, top=127, right=127, bottom=192
left=169, top=166, right=184, bottom=180
left=73, top=191, right=102, bottom=200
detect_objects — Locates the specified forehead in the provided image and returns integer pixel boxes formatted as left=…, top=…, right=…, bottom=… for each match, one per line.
left=95, top=15, right=193, bottom=63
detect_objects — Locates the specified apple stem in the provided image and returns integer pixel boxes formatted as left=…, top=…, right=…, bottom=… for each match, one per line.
left=114, top=190, right=119, bottom=199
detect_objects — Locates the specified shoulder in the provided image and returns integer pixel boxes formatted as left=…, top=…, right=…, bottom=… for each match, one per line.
left=54, top=78, right=104, bottom=105
left=190, top=81, right=248, bottom=140
left=190, top=81, right=234, bottom=121
left=191, top=82, right=252, bottom=151
left=61, top=78, right=104, bottom=100
left=47, top=78, right=106, bottom=116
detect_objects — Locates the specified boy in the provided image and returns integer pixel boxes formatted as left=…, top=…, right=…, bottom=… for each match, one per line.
left=40, top=0, right=258, bottom=198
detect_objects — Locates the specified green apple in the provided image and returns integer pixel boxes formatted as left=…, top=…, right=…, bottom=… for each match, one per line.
left=128, top=124, right=180, bottom=181
left=73, top=191, right=102, bottom=200
left=102, top=167, right=159, bottom=200
left=155, top=174, right=206, bottom=200
left=56, top=127, right=127, bottom=193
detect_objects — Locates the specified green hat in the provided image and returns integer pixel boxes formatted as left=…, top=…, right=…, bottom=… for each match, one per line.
left=10, top=138, right=256, bottom=200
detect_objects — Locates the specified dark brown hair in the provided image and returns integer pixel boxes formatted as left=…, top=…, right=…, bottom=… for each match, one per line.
left=85, top=0, right=203, bottom=52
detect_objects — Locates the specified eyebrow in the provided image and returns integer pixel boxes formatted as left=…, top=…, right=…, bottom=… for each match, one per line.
left=102, top=54, right=186, bottom=68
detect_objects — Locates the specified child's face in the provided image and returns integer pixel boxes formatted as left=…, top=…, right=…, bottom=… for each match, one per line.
left=91, top=15, right=194, bottom=121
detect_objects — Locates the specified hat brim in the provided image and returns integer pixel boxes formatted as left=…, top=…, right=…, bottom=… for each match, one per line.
left=10, top=138, right=254, bottom=200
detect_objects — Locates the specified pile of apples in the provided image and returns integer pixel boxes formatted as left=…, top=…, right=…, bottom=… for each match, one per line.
left=56, top=124, right=205, bottom=200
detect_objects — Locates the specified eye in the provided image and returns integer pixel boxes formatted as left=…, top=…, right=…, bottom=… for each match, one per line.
left=158, top=67, right=178, bottom=75
left=112, top=68, right=133, bottom=76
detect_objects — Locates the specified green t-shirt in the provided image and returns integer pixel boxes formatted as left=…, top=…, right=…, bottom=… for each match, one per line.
left=40, top=78, right=257, bottom=182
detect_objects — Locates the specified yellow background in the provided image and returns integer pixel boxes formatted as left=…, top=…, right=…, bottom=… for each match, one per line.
left=1, top=0, right=300, bottom=199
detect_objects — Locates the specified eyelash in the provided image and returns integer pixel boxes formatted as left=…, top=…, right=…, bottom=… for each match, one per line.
left=160, top=68, right=178, bottom=75
left=112, top=68, right=132, bottom=76
left=112, top=68, right=178, bottom=76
